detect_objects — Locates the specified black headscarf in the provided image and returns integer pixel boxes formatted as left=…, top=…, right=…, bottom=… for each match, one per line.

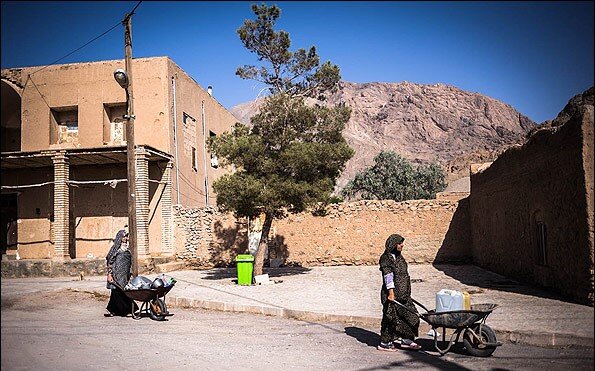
left=385, top=234, right=405, bottom=254
left=106, top=229, right=132, bottom=288
left=106, top=229, right=127, bottom=264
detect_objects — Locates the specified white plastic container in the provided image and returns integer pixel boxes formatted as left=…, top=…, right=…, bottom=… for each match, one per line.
left=436, top=289, right=464, bottom=312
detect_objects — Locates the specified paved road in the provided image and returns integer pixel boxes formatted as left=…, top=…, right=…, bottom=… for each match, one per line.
left=1, top=289, right=593, bottom=370
left=2, top=264, right=593, bottom=349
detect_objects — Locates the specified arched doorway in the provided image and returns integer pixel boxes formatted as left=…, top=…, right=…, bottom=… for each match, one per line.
left=1, top=79, right=22, bottom=152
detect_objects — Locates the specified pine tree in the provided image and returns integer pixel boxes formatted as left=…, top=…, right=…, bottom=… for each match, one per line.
left=208, top=4, right=354, bottom=276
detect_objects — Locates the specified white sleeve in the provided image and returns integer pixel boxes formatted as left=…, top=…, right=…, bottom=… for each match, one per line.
left=383, top=273, right=395, bottom=290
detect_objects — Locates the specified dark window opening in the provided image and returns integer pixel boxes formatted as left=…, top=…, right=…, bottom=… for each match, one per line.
left=209, top=131, right=218, bottom=168
left=103, top=103, right=127, bottom=144
left=50, top=107, right=78, bottom=145
left=191, top=146, right=197, bottom=171
left=536, top=222, right=547, bottom=266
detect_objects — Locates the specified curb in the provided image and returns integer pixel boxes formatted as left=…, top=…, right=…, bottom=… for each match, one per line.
left=166, top=293, right=594, bottom=349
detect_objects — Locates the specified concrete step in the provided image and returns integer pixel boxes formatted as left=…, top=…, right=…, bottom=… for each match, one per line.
left=154, top=261, right=186, bottom=274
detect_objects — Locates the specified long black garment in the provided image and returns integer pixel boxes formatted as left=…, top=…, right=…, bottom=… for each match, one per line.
left=106, top=230, right=138, bottom=316
left=379, top=244, right=420, bottom=343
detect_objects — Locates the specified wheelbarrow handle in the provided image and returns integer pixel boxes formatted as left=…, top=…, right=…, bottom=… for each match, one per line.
left=389, top=299, right=423, bottom=319
left=411, top=298, right=430, bottom=313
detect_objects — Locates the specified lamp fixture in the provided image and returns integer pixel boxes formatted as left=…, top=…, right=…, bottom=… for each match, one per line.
left=113, top=68, right=129, bottom=89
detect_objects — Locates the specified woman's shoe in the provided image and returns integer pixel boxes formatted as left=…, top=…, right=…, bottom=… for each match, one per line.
left=103, top=312, right=114, bottom=317
left=377, top=342, right=398, bottom=352
left=395, top=338, right=421, bottom=350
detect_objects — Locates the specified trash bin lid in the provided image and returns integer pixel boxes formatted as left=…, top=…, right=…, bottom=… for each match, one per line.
left=236, top=254, right=255, bottom=262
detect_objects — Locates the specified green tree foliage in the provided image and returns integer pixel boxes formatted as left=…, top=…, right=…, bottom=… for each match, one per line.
left=236, top=4, right=341, bottom=100
left=208, top=4, right=354, bottom=276
left=341, top=151, right=447, bottom=201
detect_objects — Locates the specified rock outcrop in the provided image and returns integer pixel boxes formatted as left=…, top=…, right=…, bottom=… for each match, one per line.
left=528, top=86, right=594, bottom=136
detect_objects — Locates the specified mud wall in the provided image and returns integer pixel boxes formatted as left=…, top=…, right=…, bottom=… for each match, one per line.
left=470, top=106, right=594, bottom=305
left=173, top=199, right=472, bottom=268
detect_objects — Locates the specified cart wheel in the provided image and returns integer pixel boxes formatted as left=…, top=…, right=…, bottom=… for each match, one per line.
left=149, top=298, right=166, bottom=321
left=463, top=324, right=497, bottom=357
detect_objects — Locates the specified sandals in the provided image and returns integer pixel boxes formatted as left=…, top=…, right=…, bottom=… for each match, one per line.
left=377, top=342, right=398, bottom=352
left=395, top=338, right=422, bottom=350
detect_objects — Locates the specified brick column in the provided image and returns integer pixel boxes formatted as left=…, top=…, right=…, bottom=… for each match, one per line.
left=161, top=161, right=174, bottom=255
left=52, top=151, right=70, bottom=259
left=135, top=146, right=150, bottom=257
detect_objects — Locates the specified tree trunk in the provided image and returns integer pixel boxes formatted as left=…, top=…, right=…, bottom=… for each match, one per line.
left=253, top=212, right=273, bottom=277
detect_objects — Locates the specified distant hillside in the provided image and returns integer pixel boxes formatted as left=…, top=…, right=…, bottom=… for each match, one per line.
left=231, top=81, right=536, bottom=190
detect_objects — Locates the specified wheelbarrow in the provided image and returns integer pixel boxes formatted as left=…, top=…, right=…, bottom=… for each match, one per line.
left=113, top=281, right=175, bottom=321
left=392, top=298, right=502, bottom=357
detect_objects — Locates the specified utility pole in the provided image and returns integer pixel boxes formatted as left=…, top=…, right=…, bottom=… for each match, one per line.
left=124, top=12, right=138, bottom=276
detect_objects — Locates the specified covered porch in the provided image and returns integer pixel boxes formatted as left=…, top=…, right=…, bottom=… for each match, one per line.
left=1, top=145, right=174, bottom=264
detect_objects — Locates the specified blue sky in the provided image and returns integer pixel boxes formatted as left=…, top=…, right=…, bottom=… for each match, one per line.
left=2, top=1, right=593, bottom=123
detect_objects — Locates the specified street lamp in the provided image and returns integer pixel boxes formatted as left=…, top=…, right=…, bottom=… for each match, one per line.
left=113, top=69, right=129, bottom=89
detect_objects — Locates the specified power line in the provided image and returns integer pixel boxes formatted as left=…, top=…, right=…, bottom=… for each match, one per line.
left=29, top=1, right=143, bottom=76
left=29, top=22, right=121, bottom=76
left=21, top=1, right=145, bottom=120
left=128, top=0, right=143, bottom=17
left=28, top=76, right=51, bottom=110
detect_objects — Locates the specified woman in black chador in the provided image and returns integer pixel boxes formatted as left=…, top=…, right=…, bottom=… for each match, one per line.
left=105, top=229, right=138, bottom=317
left=378, top=234, right=421, bottom=352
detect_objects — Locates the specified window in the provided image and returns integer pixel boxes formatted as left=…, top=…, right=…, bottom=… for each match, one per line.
left=534, top=210, right=548, bottom=266
left=209, top=131, right=219, bottom=168
left=103, top=104, right=127, bottom=144
left=50, top=107, right=78, bottom=144
left=191, top=146, right=197, bottom=171
left=536, top=222, right=547, bottom=266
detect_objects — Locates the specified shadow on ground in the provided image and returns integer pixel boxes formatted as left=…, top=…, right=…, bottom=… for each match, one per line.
left=200, top=266, right=312, bottom=280
left=432, top=264, right=578, bottom=303
left=344, top=326, right=475, bottom=370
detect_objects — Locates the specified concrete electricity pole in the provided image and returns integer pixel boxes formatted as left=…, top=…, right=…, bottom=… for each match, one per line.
left=123, top=12, right=138, bottom=276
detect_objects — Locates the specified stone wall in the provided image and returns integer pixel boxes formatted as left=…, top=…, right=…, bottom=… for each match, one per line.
left=470, top=106, right=594, bottom=305
left=173, top=199, right=472, bottom=268
left=173, top=206, right=249, bottom=268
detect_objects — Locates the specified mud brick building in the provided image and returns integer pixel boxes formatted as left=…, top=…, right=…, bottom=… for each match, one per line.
left=1, top=57, right=236, bottom=265
left=469, top=100, right=594, bottom=305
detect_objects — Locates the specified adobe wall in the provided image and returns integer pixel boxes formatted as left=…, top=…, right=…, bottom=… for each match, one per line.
left=70, top=164, right=129, bottom=259
left=166, top=60, right=238, bottom=208
left=3, top=168, right=53, bottom=259
left=173, top=199, right=472, bottom=268
left=3, top=162, right=168, bottom=260
left=12, top=57, right=171, bottom=153
left=470, top=106, right=594, bottom=305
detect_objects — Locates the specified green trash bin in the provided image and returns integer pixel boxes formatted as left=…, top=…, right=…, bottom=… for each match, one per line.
left=236, top=254, right=255, bottom=285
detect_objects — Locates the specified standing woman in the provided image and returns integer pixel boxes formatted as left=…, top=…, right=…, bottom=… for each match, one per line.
left=378, top=233, right=421, bottom=351
left=105, top=229, right=138, bottom=317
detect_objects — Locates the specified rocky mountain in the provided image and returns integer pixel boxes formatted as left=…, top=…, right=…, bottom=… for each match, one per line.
left=529, top=86, right=594, bottom=135
left=231, top=81, right=536, bottom=190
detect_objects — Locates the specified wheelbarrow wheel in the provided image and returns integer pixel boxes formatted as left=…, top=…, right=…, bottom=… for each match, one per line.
left=149, top=298, right=166, bottom=321
left=463, top=324, right=497, bottom=357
